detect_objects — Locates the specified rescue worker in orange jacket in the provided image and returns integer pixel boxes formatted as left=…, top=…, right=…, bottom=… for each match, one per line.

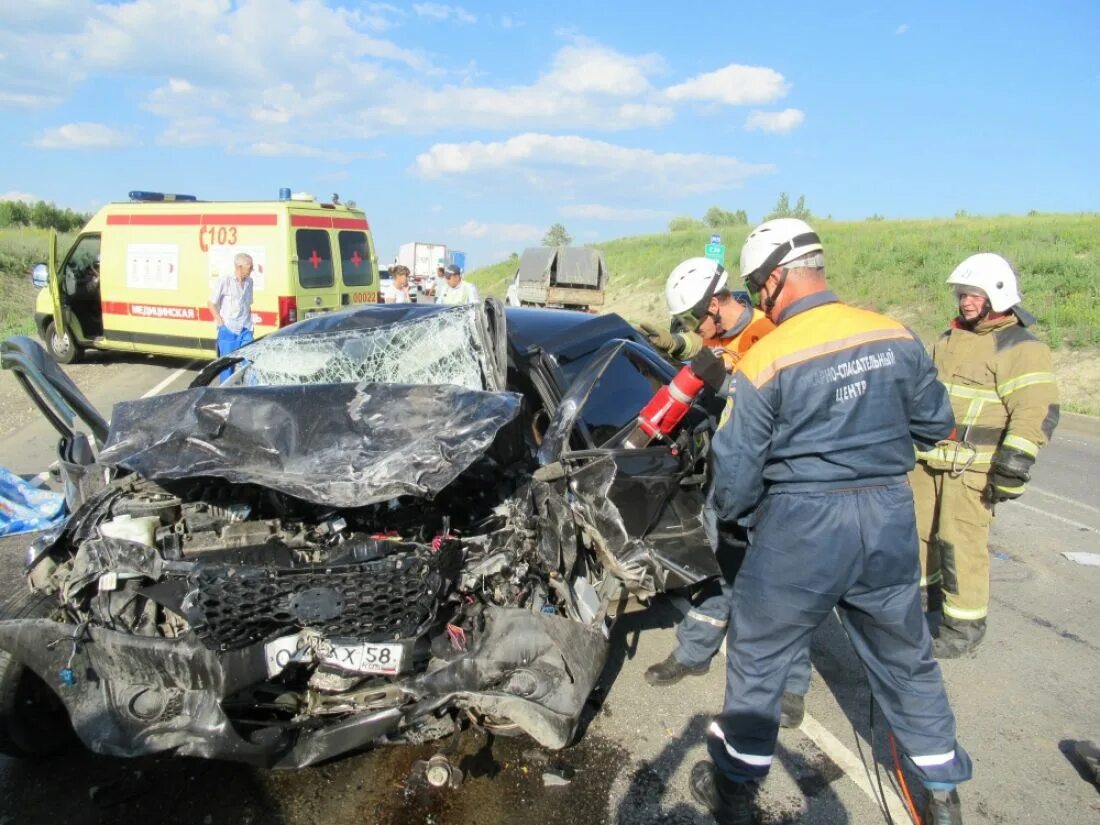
left=638, top=258, right=809, bottom=729
left=914, top=253, right=1059, bottom=658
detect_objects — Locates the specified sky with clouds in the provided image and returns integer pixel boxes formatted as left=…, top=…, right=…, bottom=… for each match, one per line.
left=1, top=0, right=1097, bottom=268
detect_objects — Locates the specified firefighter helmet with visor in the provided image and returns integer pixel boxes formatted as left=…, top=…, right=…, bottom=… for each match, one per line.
left=946, top=253, right=1021, bottom=313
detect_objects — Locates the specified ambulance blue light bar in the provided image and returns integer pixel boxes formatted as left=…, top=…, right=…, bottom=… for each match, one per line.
left=128, top=191, right=198, bottom=202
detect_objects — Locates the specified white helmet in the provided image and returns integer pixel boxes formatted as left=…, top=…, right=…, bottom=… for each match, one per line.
left=739, top=218, right=822, bottom=289
left=665, top=257, right=728, bottom=317
left=946, top=253, right=1021, bottom=312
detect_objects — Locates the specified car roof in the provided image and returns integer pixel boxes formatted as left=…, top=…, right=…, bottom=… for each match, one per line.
left=263, top=303, right=642, bottom=359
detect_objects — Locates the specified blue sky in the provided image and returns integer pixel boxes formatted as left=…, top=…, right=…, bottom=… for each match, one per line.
left=1, top=0, right=1097, bottom=269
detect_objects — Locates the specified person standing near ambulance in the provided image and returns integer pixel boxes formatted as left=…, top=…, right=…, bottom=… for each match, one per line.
left=209, top=252, right=255, bottom=357
left=693, top=219, right=971, bottom=825
left=914, top=253, right=1059, bottom=659
left=637, top=258, right=810, bottom=729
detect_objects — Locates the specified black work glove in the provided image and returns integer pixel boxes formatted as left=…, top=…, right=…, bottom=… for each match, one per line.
left=639, top=322, right=686, bottom=358
left=986, top=445, right=1033, bottom=503
left=689, top=347, right=728, bottom=393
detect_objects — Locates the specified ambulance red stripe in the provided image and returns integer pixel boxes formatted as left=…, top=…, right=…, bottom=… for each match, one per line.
left=105, top=213, right=278, bottom=226
left=102, top=301, right=278, bottom=326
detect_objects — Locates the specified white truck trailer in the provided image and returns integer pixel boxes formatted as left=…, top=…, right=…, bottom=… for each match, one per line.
left=396, top=241, right=447, bottom=300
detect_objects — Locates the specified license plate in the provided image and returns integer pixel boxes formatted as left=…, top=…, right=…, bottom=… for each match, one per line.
left=264, top=634, right=404, bottom=677
left=304, top=309, right=329, bottom=319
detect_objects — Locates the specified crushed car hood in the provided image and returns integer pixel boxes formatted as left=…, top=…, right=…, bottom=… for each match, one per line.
left=98, top=382, right=523, bottom=507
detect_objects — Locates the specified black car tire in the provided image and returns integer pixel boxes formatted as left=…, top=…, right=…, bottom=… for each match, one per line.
left=0, top=647, right=75, bottom=758
left=45, top=320, right=83, bottom=364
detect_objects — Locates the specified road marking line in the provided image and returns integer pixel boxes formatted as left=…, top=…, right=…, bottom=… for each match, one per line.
left=798, top=713, right=911, bottom=822
left=1027, top=485, right=1100, bottom=516
left=1012, top=501, right=1100, bottom=534
left=139, top=364, right=195, bottom=399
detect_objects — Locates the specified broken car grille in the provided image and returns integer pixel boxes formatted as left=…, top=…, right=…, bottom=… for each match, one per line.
left=185, top=545, right=459, bottom=651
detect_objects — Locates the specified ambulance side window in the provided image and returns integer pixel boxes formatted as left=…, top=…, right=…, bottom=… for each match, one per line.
left=577, top=349, right=667, bottom=445
left=295, top=229, right=334, bottom=288
left=338, top=231, right=374, bottom=286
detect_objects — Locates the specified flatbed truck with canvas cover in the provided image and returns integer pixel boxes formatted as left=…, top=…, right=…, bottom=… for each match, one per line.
left=33, top=190, right=380, bottom=363
left=506, top=246, right=607, bottom=311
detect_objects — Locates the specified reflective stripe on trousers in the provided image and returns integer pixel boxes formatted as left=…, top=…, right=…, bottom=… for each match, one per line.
left=708, top=482, right=972, bottom=787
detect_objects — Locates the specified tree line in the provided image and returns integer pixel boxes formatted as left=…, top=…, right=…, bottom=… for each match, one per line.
left=669, top=193, right=813, bottom=232
left=0, top=199, right=91, bottom=233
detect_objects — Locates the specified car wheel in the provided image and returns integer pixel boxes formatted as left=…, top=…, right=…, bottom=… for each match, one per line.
left=45, top=320, right=82, bottom=364
left=0, top=648, right=75, bottom=758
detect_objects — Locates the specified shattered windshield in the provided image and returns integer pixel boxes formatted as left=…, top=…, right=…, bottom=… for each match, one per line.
left=228, top=304, right=498, bottom=391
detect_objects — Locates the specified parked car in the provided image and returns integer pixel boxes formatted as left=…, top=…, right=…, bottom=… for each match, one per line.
left=0, top=300, right=721, bottom=769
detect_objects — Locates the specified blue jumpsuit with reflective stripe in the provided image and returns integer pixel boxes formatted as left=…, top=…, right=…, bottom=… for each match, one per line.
left=707, top=291, right=972, bottom=788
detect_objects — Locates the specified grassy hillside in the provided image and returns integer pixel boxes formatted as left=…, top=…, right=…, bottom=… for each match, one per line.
left=468, top=213, right=1100, bottom=350
left=0, top=228, right=77, bottom=337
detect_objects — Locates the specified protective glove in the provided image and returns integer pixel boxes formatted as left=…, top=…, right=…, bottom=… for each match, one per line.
left=986, top=468, right=1027, bottom=503
left=689, top=347, right=728, bottom=393
left=639, top=322, right=686, bottom=358
left=986, top=445, right=1033, bottom=503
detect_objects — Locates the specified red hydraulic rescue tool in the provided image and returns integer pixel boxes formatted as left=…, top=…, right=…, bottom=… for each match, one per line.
left=625, top=348, right=725, bottom=448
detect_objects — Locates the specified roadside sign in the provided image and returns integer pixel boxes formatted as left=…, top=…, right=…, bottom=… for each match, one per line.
left=704, top=242, right=725, bottom=264
left=710, top=233, right=721, bottom=245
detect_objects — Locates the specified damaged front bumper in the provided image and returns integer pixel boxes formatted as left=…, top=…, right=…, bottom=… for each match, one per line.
left=0, top=606, right=607, bottom=768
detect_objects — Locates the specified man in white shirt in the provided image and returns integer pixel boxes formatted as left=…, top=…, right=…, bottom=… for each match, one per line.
left=385, top=265, right=412, bottom=304
left=437, top=264, right=480, bottom=305
left=209, top=253, right=255, bottom=359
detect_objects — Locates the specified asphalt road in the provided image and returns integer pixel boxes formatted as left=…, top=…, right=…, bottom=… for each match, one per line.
left=0, top=355, right=1097, bottom=825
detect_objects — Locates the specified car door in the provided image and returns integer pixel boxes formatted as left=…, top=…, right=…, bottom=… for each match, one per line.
left=0, top=337, right=112, bottom=510
left=538, top=339, right=721, bottom=591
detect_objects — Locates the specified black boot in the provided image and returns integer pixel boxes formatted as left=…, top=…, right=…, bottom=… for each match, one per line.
left=690, top=761, right=757, bottom=825
left=932, top=618, right=986, bottom=659
left=779, top=692, right=805, bottom=729
left=644, top=652, right=709, bottom=686
left=922, top=787, right=962, bottom=825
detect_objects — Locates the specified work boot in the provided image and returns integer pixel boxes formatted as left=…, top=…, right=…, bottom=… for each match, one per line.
left=690, top=761, right=757, bottom=825
left=932, top=618, right=986, bottom=659
left=779, top=692, right=805, bottom=729
left=644, top=652, right=709, bottom=687
left=922, top=787, right=962, bottom=825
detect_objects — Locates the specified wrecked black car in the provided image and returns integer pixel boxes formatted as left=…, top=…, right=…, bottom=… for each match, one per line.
left=0, top=300, right=721, bottom=768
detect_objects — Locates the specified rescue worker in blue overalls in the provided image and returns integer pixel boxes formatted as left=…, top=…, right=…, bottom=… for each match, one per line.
left=639, top=258, right=809, bottom=729
left=691, top=219, right=971, bottom=825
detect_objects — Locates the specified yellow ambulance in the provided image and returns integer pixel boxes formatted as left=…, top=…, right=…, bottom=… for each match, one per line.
left=35, top=191, right=381, bottom=363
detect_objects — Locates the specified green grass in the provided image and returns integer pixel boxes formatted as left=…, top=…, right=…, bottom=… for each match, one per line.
left=468, top=213, right=1100, bottom=350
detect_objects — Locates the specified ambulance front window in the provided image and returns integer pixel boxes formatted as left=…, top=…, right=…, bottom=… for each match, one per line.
left=295, top=230, right=334, bottom=288
left=338, top=231, right=374, bottom=286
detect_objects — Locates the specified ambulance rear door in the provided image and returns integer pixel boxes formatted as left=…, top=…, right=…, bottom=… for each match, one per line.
left=336, top=220, right=378, bottom=307
left=290, top=216, right=343, bottom=319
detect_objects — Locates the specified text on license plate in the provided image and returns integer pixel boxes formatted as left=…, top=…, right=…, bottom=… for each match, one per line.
left=264, top=634, right=404, bottom=677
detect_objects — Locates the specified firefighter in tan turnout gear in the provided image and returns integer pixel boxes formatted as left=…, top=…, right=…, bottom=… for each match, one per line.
left=914, top=253, right=1059, bottom=659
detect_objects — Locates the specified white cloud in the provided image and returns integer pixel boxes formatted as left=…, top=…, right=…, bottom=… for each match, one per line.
left=745, top=108, right=805, bottom=134
left=896, top=24, right=909, bottom=35
left=33, top=122, right=132, bottom=149
left=454, top=220, right=540, bottom=242
left=0, top=191, right=38, bottom=203
left=415, top=133, right=775, bottom=195
left=499, top=15, right=521, bottom=29
left=665, top=64, right=789, bottom=106
left=413, top=3, right=476, bottom=23
left=561, top=204, right=672, bottom=221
